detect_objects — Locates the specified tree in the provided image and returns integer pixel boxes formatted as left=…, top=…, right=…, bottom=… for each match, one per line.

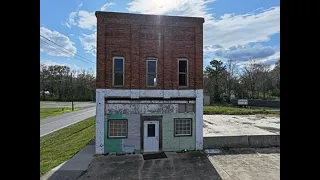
left=40, top=64, right=96, bottom=101
left=242, top=59, right=261, bottom=99
left=256, top=63, right=272, bottom=99
left=225, top=59, right=238, bottom=102
left=205, top=60, right=226, bottom=102
left=203, top=58, right=280, bottom=102
left=270, top=59, right=280, bottom=98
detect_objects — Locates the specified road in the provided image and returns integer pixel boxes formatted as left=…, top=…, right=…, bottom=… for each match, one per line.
left=40, top=106, right=96, bottom=137
left=40, top=101, right=95, bottom=108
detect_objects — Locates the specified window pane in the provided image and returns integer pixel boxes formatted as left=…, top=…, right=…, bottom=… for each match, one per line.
left=114, top=73, right=123, bottom=86
left=179, top=74, right=187, bottom=86
left=147, top=124, right=155, bottom=137
left=186, top=104, right=194, bottom=112
left=147, top=74, right=156, bottom=86
left=175, top=119, right=191, bottom=136
left=114, top=59, right=123, bottom=72
left=109, top=120, right=127, bottom=137
left=178, top=104, right=186, bottom=113
left=179, top=60, right=187, bottom=73
left=147, top=61, right=156, bottom=73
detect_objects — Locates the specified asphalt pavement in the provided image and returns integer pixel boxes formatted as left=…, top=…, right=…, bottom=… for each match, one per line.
left=40, top=102, right=96, bottom=137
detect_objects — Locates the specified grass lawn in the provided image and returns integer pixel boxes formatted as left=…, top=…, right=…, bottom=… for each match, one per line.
left=204, top=106, right=280, bottom=115
left=40, top=107, right=81, bottom=120
left=40, top=116, right=95, bottom=175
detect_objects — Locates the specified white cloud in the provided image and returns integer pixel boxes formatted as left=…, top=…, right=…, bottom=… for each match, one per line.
left=66, top=2, right=116, bottom=30
left=269, top=63, right=276, bottom=71
left=255, top=50, right=280, bottom=64
left=78, top=2, right=83, bottom=9
left=78, top=11, right=96, bottom=30
left=40, top=59, right=80, bottom=70
left=68, top=12, right=77, bottom=26
left=79, top=32, right=97, bottom=56
left=40, top=27, right=77, bottom=57
left=236, top=51, right=280, bottom=70
left=204, top=7, right=280, bottom=47
left=66, top=11, right=96, bottom=30
left=127, top=0, right=215, bottom=21
left=101, top=2, right=115, bottom=11
left=65, top=23, right=71, bottom=28
left=205, top=44, right=277, bottom=61
left=127, top=0, right=280, bottom=63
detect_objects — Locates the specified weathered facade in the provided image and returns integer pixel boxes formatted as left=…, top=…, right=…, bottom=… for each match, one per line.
left=95, top=11, right=204, bottom=154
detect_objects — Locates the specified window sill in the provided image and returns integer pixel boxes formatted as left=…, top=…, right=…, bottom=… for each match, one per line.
left=174, top=134, right=192, bottom=137
left=107, top=136, right=128, bottom=139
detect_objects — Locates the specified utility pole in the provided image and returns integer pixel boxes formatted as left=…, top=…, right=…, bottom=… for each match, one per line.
left=71, top=72, right=74, bottom=111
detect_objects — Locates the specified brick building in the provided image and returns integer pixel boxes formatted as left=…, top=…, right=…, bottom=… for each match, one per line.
left=95, top=11, right=204, bottom=154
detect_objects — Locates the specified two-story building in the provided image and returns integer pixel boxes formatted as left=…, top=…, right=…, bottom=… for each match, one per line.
left=95, top=11, right=204, bottom=154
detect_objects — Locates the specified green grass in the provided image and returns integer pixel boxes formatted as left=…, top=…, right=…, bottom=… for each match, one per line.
left=40, top=107, right=81, bottom=120
left=40, top=116, right=95, bottom=175
left=204, top=106, right=280, bottom=115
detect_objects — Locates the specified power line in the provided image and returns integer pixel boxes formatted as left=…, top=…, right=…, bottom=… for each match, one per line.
left=40, top=34, right=95, bottom=64
left=40, top=39, right=92, bottom=64
left=40, top=34, right=94, bottom=63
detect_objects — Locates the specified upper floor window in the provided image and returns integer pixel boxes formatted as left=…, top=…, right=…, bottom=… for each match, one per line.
left=178, top=59, right=188, bottom=87
left=113, top=57, right=124, bottom=87
left=147, top=59, right=157, bottom=87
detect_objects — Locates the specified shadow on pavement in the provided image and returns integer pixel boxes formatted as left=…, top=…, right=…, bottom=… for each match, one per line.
left=42, top=139, right=95, bottom=180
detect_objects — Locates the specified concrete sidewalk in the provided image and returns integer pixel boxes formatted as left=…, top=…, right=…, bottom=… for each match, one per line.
left=40, top=142, right=95, bottom=180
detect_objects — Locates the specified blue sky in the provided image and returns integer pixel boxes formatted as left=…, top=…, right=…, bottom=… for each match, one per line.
left=40, top=0, right=280, bottom=73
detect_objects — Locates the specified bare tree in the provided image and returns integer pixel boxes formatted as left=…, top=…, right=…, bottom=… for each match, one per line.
left=225, top=59, right=238, bottom=102
left=202, top=58, right=280, bottom=102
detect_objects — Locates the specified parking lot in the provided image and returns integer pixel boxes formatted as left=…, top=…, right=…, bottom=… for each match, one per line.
left=76, top=148, right=279, bottom=180
left=203, top=114, right=280, bottom=137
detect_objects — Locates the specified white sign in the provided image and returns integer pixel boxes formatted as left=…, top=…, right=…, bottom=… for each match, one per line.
left=238, top=99, right=248, bottom=105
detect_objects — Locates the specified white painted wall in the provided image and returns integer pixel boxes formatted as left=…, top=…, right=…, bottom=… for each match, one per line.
left=195, top=89, right=203, bottom=150
left=95, top=91, right=105, bottom=154
left=95, top=89, right=204, bottom=154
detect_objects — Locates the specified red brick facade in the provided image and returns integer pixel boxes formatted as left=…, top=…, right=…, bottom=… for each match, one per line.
left=95, top=12, right=204, bottom=90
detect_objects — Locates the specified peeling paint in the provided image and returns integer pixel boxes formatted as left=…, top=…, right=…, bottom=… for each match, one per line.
left=96, top=89, right=201, bottom=98
left=95, top=92, right=105, bottom=154
left=162, top=113, right=196, bottom=151
left=96, top=89, right=204, bottom=154
left=106, top=103, right=178, bottom=114
left=195, top=89, right=204, bottom=150
left=104, top=114, right=141, bottom=153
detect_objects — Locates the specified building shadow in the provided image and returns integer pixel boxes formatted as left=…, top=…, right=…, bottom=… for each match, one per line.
left=43, top=139, right=95, bottom=180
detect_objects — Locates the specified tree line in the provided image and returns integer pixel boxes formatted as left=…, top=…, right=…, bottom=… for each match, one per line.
left=204, top=59, right=280, bottom=103
left=41, top=59, right=280, bottom=103
left=40, top=64, right=96, bottom=101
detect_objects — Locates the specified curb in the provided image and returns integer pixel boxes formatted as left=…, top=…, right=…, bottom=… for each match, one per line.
left=203, top=135, right=280, bottom=149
